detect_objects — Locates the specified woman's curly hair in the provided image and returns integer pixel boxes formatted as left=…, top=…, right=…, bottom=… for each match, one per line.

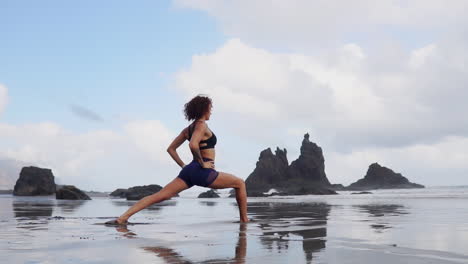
left=183, top=95, right=213, bottom=121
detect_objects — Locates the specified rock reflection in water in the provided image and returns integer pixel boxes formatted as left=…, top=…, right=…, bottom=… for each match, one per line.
left=56, top=200, right=87, bottom=214
left=13, top=199, right=55, bottom=231
left=199, top=201, right=218, bottom=207
left=249, top=202, right=330, bottom=264
left=111, top=199, right=178, bottom=212
left=354, top=204, right=409, bottom=232
left=13, top=200, right=54, bottom=218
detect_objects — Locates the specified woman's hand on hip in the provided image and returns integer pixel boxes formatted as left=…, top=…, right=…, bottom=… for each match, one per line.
left=202, top=161, right=215, bottom=169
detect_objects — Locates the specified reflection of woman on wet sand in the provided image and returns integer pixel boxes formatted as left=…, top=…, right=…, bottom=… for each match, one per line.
left=141, top=223, right=247, bottom=264
left=106, top=95, right=249, bottom=225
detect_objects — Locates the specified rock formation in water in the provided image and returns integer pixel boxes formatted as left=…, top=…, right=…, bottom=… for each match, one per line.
left=125, top=184, right=163, bottom=200
left=13, top=166, right=56, bottom=196
left=285, top=134, right=335, bottom=194
left=245, top=134, right=337, bottom=196
left=198, top=189, right=220, bottom=198
left=330, top=184, right=346, bottom=191
left=351, top=191, right=373, bottom=194
left=109, top=188, right=128, bottom=198
left=245, top=147, right=289, bottom=195
left=347, top=163, right=425, bottom=190
left=56, top=185, right=91, bottom=200
left=123, top=184, right=179, bottom=200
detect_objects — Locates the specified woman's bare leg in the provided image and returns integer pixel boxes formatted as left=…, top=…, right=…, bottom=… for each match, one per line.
left=115, top=177, right=189, bottom=224
left=208, top=172, right=248, bottom=222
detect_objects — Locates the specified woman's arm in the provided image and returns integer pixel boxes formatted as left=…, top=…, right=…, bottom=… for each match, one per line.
left=189, top=121, right=207, bottom=166
left=167, top=128, right=189, bottom=168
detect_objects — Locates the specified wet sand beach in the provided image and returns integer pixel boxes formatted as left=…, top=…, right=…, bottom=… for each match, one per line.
left=1, top=187, right=468, bottom=264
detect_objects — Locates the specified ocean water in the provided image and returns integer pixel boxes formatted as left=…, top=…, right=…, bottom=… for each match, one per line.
left=1, top=186, right=468, bottom=264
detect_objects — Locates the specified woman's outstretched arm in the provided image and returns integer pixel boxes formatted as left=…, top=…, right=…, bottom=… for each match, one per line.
left=167, top=128, right=189, bottom=168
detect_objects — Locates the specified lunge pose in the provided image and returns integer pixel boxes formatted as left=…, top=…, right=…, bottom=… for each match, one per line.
left=105, top=95, right=249, bottom=225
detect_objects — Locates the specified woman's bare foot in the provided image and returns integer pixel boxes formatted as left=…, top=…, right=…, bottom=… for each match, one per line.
left=105, top=217, right=128, bottom=226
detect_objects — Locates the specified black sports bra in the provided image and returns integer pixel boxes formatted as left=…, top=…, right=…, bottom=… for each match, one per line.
left=188, top=122, right=217, bottom=150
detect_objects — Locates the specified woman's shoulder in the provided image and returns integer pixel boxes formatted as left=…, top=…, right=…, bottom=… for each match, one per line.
left=186, top=121, right=207, bottom=134
left=193, top=120, right=208, bottom=128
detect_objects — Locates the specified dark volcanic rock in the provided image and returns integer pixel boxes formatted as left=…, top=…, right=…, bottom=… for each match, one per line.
left=331, top=184, right=346, bottom=191
left=56, top=185, right=91, bottom=200
left=245, top=134, right=337, bottom=196
left=124, top=184, right=179, bottom=200
left=347, top=163, right=425, bottom=190
left=126, top=185, right=162, bottom=200
left=198, top=189, right=220, bottom=198
left=245, top=147, right=289, bottom=194
left=109, top=188, right=128, bottom=198
left=13, top=166, right=56, bottom=196
left=351, top=191, right=373, bottom=195
left=287, top=134, right=331, bottom=185
left=283, top=134, right=336, bottom=195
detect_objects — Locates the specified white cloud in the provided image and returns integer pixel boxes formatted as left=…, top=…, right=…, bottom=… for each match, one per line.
left=176, top=39, right=286, bottom=119
left=0, top=122, right=122, bottom=185
left=327, top=136, right=468, bottom=186
left=0, top=119, right=187, bottom=191
left=173, top=34, right=468, bottom=186
left=0, top=158, right=25, bottom=189
left=0, top=84, right=8, bottom=116
left=409, top=44, right=437, bottom=69
left=174, top=0, right=468, bottom=49
left=124, top=120, right=192, bottom=164
left=176, top=0, right=468, bottom=27
left=175, top=38, right=468, bottom=149
left=171, top=0, right=468, bottom=187
left=175, top=38, right=333, bottom=143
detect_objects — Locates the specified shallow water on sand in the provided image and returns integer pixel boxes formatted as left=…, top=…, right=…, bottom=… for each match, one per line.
left=1, top=187, right=468, bottom=264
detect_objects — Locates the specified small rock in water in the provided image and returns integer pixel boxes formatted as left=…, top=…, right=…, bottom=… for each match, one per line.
left=351, top=191, right=373, bottom=195
left=198, top=189, right=220, bottom=198
left=56, top=185, right=91, bottom=200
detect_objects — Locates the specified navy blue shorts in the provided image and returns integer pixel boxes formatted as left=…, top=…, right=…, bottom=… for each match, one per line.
left=177, top=157, right=219, bottom=188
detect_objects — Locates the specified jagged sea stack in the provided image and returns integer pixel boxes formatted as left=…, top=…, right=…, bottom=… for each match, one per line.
left=245, top=134, right=336, bottom=196
left=347, top=163, right=425, bottom=190
left=286, top=134, right=331, bottom=186
left=13, top=166, right=56, bottom=196
left=109, top=188, right=128, bottom=198
left=245, top=147, right=289, bottom=195
left=284, top=133, right=335, bottom=195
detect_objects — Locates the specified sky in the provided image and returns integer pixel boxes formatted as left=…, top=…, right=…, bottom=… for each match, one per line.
left=1, top=0, right=467, bottom=192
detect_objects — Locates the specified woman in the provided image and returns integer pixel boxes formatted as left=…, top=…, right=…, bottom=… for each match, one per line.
left=105, top=95, right=249, bottom=225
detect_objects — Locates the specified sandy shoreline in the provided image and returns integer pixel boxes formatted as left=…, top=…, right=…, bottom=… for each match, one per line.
left=1, top=188, right=468, bottom=263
